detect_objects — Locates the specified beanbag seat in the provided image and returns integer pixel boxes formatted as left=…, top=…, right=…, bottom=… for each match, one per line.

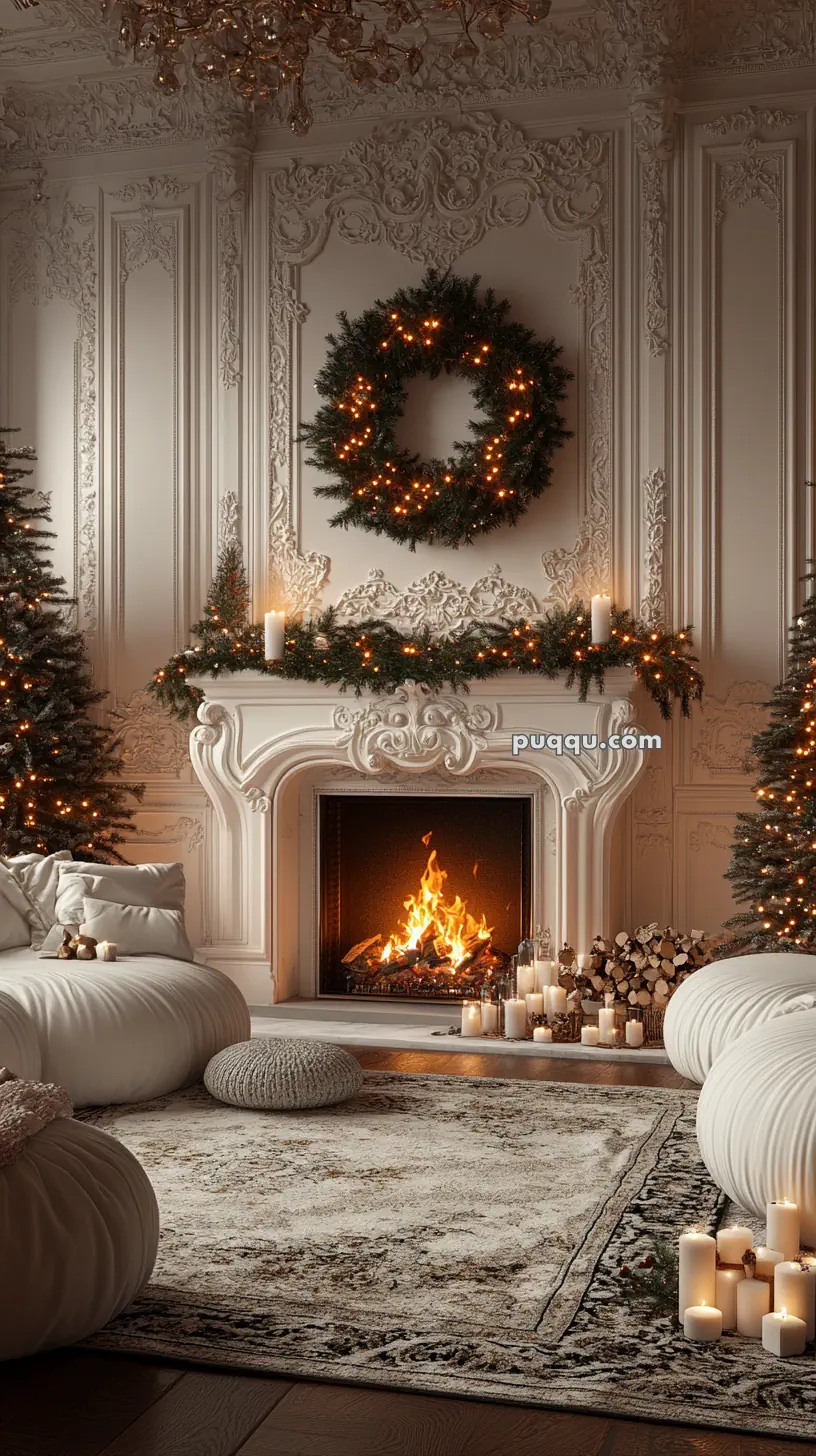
left=0, top=987, right=41, bottom=1081
left=204, top=1037, right=364, bottom=1110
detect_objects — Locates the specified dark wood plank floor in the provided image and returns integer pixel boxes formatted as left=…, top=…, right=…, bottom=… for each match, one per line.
left=3, top=1048, right=814, bottom=1456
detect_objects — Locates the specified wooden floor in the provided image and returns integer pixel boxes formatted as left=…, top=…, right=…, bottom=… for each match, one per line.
left=4, top=1048, right=815, bottom=1456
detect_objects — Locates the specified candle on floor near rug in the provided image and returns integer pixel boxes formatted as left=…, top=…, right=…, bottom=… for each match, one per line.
left=577, top=953, right=592, bottom=972
left=503, top=998, right=528, bottom=1039
left=526, top=993, right=544, bottom=1019
left=762, top=1308, right=807, bottom=1358
left=460, top=1001, right=483, bottom=1038
left=516, top=964, right=536, bottom=997
left=547, top=985, right=567, bottom=1019
left=736, top=1270, right=770, bottom=1337
left=534, top=959, right=556, bottom=990
left=716, top=1226, right=754, bottom=1265
left=683, top=1301, right=722, bottom=1342
left=581, top=1025, right=600, bottom=1047
left=755, top=1247, right=785, bottom=1280
left=625, top=1018, right=644, bottom=1048
left=774, top=1261, right=816, bottom=1340
left=678, top=1231, right=716, bottom=1318
left=598, top=1006, right=616, bottom=1044
left=533, top=1024, right=552, bottom=1044
left=716, top=1268, right=744, bottom=1331
left=480, top=1000, right=498, bottom=1035
left=767, top=1200, right=800, bottom=1262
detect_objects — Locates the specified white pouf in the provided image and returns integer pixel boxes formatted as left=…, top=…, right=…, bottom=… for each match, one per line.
left=204, top=1037, right=364, bottom=1110
left=0, top=952, right=250, bottom=1108
left=0, top=1074, right=159, bottom=1361
left=663, top=952, right=816, bottom=1084
left=696, top=1008, right=816, bottom=1247
left=0, top=987, right=41, bottom=1081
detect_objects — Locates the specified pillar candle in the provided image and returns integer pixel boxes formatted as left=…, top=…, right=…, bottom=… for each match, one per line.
left=774, top=1261, right=816, bottom=1340
left=755, top=1246, right=785, bottom=1280
left=625, top=1019, right=644, bottom=1047
left=526, top=993, right=544, bottom=1018
left=516, top=964, right=536, bottom=997
left=716, top=1226, right=753, bottom=1265
left=590, top=594, right=612, bottom=644
left=480, top=1001, right=498, bottom=1035
left=678, top=1231, right=716, bottom=1318
left=683, top=1302, right=722, bottom=1342
left=577, top=953, right=592, bottom=972
left=533, top=1025, right=553, bottom=1043
left=581, top=1025, right=600, bottom=1046
left=736, top=1274, right=770, bottom=1337
left=503, top=999, right=528, bottom=1039
left=460, top=1001, right=483, bottom=1038
left=547, top=986, right=567, bottom=1018
left=762, top=1308, right=807, bottom=1357
left=96, top=940, right=117, bottom=962
left=715, top=1268, right=744, bottom=1331
left=534, top=959, right=556, bottom=990
left=263, top=610, right=285, bottom=661
left=598, top=1007, right=616, bottom=1043
left=767, top=1201, right=800, bottom=1262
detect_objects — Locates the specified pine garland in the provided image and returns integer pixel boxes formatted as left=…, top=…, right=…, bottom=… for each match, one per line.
left=300, top=269, right=573, bottom=550
left=149, top=597, right=704, bottom=724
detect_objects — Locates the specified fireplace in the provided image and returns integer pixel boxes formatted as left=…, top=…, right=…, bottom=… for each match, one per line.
left=318, top=793, right=532, bottom=999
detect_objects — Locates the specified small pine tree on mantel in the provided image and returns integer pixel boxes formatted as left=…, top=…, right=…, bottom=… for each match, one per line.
left=0, top=429, right=143, bottom=861
left=725, top=579, right=816, bottom=954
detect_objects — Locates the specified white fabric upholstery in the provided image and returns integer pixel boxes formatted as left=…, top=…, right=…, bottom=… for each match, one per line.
left=0, top=948, right=250, bottom=1108
left=56, top=860, right=185, bottom=930
left=0, top=988, right=41, bottom=1079
left=662, top=952, right=816, bottom=1084
left=1, top=852, right=73, bottom=947
left=0, top=1109, right=159, bottom=1360
left=696, top=1009, right=816, bottom=1246
left=0, top=880, right=31, bottom=951
left=80, top=897, right=195, bottom=962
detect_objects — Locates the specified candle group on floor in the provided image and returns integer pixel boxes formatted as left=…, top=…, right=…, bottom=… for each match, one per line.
left=460, top=962, right=645, bottom=1047
left=678, top=1200, right=814, bottom=1357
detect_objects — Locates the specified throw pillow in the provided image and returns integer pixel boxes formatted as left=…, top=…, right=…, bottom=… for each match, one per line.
left=56, top=862, right=185, bottom=931
left=80, top=897, right=195, bottom=963
left=1, top=852, right=73, bottom=949
left=0, top=869, right=33, bottom=950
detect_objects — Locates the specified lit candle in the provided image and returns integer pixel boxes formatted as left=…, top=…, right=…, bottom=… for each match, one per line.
left=715, top=1268, right=744, bottom=1331
left=598, top=1007, right=616, bottom=1043
left=534, top=959, right=556, bottom=990
left=547, top=985, right=567, bottom=1018
left=577, top=953, right=592, bottom=972
left=526, top=992, right=544, bottom=1018
left=533, top=1025, right=553, bottom=1043
left=590, top=594, right=612, bottom=644
left=581, top=1025, right=600, bottom=1046
left=503, top=998, right=528, bottom=1039
left=736, top=1272, right=770, bottom=1337
left=678, top=1231, right=716, bottom=1318
left=767, top=1200, right=800, bottom=1262
left=460, top=1001, right=483, bottom=1038
left=625, top=1019, right=643, bottom=1047
left=96, top=940, right=117, bottom=962
left=480, top=1001, right=498, bottom=1034
left=516, top=963, right=536, bottom=997
left=716, top=1226, right=753, bottom=1265
left=683, top=1301, right=722, bottom=1342
left=754, top=1246, right=785, bottom=1280
left=762, top=1307, right=807, bottom=1357
left=264, top=609, right=285, bottom=661
left=774, top=1261, right=816, bottom=1340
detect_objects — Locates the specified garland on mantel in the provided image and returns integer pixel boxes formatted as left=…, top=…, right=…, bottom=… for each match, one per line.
left=149, top=600, right=704, bottom=723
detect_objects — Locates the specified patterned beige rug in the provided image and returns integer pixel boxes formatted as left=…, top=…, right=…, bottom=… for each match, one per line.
left=80, top=1072, right=816, bottom=1440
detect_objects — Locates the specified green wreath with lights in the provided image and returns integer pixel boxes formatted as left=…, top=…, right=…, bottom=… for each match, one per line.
left=300, top=269, right=573, bottom=550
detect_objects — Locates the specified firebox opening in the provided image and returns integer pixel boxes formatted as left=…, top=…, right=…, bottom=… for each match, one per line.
left=318, top=794, right=532, bottom=1000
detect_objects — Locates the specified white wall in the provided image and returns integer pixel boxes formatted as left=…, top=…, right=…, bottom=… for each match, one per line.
left=1, top=46, right=812, bottom=947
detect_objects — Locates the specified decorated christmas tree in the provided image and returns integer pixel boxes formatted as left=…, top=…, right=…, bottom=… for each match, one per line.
left=199, top=537, right=251, bottom=637
left=0, top=429, right=143, bottom=860
left=725, top=582, right=816, bottom=953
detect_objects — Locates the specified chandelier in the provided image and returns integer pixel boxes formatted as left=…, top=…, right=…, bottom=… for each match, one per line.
left=102, top=0, right=552, bottom=135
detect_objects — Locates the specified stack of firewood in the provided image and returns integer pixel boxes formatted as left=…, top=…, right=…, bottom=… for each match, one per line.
left=341, top=931, right=511, bottom=997
left=556, top=925, right=724, bottom=1008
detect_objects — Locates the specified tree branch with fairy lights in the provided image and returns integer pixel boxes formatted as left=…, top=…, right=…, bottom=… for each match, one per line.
left=148, top=542, right=705, bottom=723
left=300, top=269, right=574, bottom=550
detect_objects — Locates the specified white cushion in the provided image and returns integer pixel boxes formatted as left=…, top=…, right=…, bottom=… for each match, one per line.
left=0, top=988, right=41, bottom=1079
left=1, top=852, right=73, bottom=948
left=0, top=871, right=32, bottom=950
left=0, top=948, right=250, bottom=1107
left=663, top=952, right=816, bottom=1084
left=696, top=1008, right=816, bottom=1247
left=55, top=861, right=185, bottom=930
left=80, top=896, right=195, bottom=963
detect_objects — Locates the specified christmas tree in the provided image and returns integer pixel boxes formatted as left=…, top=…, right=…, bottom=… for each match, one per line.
left=0, top=429, right=143, bottom=860
left=199, top=537, right=251, bottom=636
left=725, top=583, right=816, bottom=953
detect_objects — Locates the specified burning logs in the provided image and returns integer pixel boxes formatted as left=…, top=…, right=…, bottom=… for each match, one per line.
left=342, top=931, right=511, bottom=998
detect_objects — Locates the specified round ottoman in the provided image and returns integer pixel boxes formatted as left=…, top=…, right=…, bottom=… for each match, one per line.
left=0, top=1073, right=159, bottom=1361
left=0, top=953, right=250, bottom=1108
left=663, top=952, right=816, bottom=1084
left=205, top=1037, right=364, bottom=1110
left=697, top=1009, right=816, bottom=1246
left=0, top=988, right=41, bottom=1081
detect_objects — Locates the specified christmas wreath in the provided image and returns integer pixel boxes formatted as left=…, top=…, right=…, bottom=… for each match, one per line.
left=300, top=269, right=573, bottom=550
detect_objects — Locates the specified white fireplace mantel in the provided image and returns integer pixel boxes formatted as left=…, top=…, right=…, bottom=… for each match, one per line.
left=188, top=670, right=649, bottom=1005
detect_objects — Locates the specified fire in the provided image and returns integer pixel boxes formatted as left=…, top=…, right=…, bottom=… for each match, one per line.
left=380, top=848, right=492, bottom=970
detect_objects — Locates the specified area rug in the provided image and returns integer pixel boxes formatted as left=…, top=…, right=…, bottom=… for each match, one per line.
left=79, top=1073, right=816, bottom=1441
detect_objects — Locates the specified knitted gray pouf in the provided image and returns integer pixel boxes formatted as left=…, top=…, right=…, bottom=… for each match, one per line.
left=203, top=1038, right=364, bottom=1111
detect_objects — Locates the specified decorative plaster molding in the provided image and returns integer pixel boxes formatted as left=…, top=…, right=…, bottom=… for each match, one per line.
left=210, top=145, right=250, bottom=389
left=714, top=148, right=785, bottom=224
left=334, top=566, right=539, bottom=636
left=704, top=107, right=797, bottom=137
left=333, top=687, right=497, bottom=776
left=114, top=689, right=191, bottom=775
left=639, top=467, right=667, bottom=626
left=3, top=196, right=98, bottom=638
left=630, top=96, right=677, bottom=357
left=113, top=176, right=189, bottom=201
left=218, top=490, right=240, bottom=546
left=692, top=681, right=769, bottom=776
left=243, top=786, right=270, bottom=813
left=689, top=820, right=734, bottom=853
left=130, top=813, right=205, bottom=851
left=119, top=207, right=179, bottom=278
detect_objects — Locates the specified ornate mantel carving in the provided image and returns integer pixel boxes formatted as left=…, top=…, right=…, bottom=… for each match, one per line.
left=333, top=687, right=497, bottom=776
